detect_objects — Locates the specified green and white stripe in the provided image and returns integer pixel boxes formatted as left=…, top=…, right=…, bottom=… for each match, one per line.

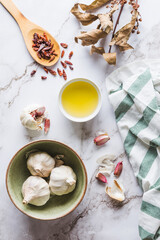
left=107, top=60, right=160, bottom=240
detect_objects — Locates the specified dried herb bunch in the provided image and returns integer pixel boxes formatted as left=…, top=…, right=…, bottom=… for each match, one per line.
left=71, top=0, right=141, bottom=65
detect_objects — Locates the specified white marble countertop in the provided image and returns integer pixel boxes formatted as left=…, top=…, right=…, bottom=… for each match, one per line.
left=0, top=0, right=160, bottom=239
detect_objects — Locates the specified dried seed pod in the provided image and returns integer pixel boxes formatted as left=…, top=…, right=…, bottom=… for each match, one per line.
left=69, top=66, right=74, bottom=70
left=114, top=161, right=123, bottom=177
left=49, top=69, right=57, bottom=76
left=43, top=67, right=49, bottom=74
left=94, top=133, right=110, bottom=146
left=96, top=173, right=107, bottom=183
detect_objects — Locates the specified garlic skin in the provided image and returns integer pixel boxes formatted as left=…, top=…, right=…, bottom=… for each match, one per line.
left=49, top=166, right=76, bottom=196
left=20, top=104, right=46, bottom=130
left=22, top=176, right=50, bottom=206
left=106, top=180, right=125, bottom=202
left=27, top=151, right=55, bottom=177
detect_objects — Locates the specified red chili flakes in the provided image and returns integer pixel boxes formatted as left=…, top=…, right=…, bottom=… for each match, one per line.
left=69, top=51, right=73, bottom=59
left=60, top=61, right=67, bottom=69
left=60, top=43, right=68, bottom=49
left=30, top=70, right=36, bottom=76
left=57, top=68, right=63, bottom=76
left=41, top=76, right=47, bottom=80
left=61, top=50, right=65, bottom=58
left=63, top=70, right=67, bottom=81
left=64, top=60, right=73, bottom=65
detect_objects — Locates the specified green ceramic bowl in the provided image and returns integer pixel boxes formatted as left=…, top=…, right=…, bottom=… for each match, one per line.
left=6, top=140, right=87, bottom=220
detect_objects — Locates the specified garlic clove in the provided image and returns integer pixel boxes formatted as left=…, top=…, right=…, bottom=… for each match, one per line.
left=114, top=161, right=123, bottom=177
left=27, top=151, right=55, bottom=177
left=22, top=176, right=50, bottom=206
left=105, top=180, right=125, bottom=202
left=96, top=172, right=107, bottom=183
left=94, top=133, right=110, bottom=146
left=44, top=118, right=50, bottom=134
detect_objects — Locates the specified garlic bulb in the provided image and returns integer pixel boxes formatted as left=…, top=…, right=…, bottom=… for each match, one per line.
left=49, top=166, right=76, bottom=196
left=20, top=104, right=46, bottom=130
left=22, top=176, right=50, bottom=206
left=27, top=151, right=55, bottom=177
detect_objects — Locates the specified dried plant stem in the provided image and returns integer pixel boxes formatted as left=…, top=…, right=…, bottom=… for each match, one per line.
left=108, top=3, right=124, bottom=53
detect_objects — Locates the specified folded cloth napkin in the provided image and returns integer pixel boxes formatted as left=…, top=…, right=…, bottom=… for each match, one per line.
left=106, top=60, right=160, bottom=240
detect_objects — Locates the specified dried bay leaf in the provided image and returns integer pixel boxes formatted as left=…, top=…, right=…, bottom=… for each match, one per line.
left=71, top=3, right=98, bottom=26
left=103, top=52, right=116, bottom=65
left=79, top=0, right=110, bottom=11
left=90, top=45, right=105, bottom=55
left=75, top=29, right=107, bottom=46
left=98, top=5, right=118, bottom=34
left=109, top=10, right=138, bottom=51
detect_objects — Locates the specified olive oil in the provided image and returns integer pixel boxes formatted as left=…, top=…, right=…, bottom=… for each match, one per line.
left=61, top=81, right=99, bottom=118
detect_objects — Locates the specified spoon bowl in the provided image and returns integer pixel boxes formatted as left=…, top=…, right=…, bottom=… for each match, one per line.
left=0, top=0, right=60, bottom=66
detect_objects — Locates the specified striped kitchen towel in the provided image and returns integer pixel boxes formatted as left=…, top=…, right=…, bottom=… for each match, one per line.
left=106, top=60, right=160, bottom=240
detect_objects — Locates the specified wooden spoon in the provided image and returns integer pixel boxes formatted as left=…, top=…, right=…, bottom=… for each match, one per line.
left=0, top=0, right=60, bottom=67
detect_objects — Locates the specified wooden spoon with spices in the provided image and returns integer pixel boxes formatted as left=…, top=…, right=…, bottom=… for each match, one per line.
left=0, top=0, right=60, bottom=67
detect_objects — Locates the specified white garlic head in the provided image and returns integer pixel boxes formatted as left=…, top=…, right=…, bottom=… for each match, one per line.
left=20, top=104, right=46, bottom=130
left=27, top=151, right=55, bottom=177
left=49, top=166, right=76, bottom=196
left=22, top=176, right=50, bottom=206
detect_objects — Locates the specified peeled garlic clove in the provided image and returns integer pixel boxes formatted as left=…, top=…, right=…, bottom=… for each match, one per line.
left=22, top=176, right=50, bottom=206
left=96, top=173, right=108, bottom=183
left=114, top=161, right=123, bottom=177
left=20, top=104, right=46, bottom=130
left=27, top=151, right=55, bottom=177
left=49, top=165, right=76, bottom=196
left=106, top=180, right=125, bottom=202
left=94, top=133, right=110, bottom=146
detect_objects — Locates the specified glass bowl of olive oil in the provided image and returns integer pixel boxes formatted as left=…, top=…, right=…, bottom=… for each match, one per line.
left=59, top=78, right=102, bottom=122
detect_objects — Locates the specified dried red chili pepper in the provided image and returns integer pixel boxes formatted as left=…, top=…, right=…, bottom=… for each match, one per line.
left=43, top=67, right=48, bottom=74
left=65, top=60, right=73, bottom=65
left=60, top=61, right=67, bottom=68
left=30, top=70, right=36, bottom=76
left=41, top=76, right=47, bottom=80
left=49, top=55, right=55, bottom=63
left=61, top=50, right=65, bottom=58
left=60, top=43, right=68, bottom=48
left=69, top=66, right=74, bottom=70
left=63, top=70, right=67, bottom=81
left=57, top=68, right=63, bottom=76
left=49, top=69, right=57, bottom=76
left=69, top=51, right=73, bottom=59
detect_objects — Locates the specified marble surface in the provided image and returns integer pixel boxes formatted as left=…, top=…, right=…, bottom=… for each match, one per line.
left=0, top=0, right=159, bottom=239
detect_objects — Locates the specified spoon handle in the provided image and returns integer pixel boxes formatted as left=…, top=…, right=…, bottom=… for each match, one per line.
left=0, top=0, right=27, bottom=28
